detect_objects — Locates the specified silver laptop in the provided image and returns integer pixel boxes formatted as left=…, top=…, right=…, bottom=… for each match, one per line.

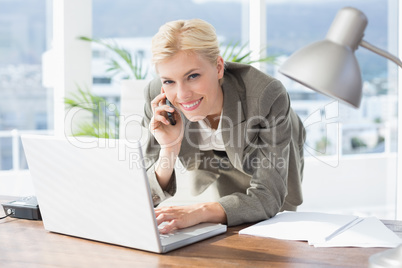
left=21, top=134, right=227, bottom=253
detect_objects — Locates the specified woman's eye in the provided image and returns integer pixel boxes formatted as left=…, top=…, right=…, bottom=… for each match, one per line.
left=188, top=73, right=199, bottom=80
left=163, top=80, right=174, bottom=85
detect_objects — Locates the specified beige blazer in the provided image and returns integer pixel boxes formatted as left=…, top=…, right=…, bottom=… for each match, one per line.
left=141, top=62, right=306, bottom=226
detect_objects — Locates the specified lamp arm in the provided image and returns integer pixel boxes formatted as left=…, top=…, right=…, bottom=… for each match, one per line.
left=360, top=40, right=402, bottom=68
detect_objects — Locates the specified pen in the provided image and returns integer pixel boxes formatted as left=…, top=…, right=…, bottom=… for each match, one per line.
left=324, top=217, right=364, bottom=242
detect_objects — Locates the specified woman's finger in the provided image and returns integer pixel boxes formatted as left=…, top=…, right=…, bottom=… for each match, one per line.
left=156, top=211, right=176, bottom=225
left=154, top=104, right=175, bottom=115
left=153, top=114, right=170, bottom=126
left=151, top=93, right=167, bottom=113
left=152, top=105, right=175, bottom=125
left=159, top=220, right=178, bottom=234
left=155, top=206, right=176, bottom=215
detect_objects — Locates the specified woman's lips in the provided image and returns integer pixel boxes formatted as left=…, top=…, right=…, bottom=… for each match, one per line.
left=180, top=97, right=203, bottom=111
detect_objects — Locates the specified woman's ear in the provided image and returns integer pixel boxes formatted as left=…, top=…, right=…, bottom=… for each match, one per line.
left=216, top=56, right=224, bottom=79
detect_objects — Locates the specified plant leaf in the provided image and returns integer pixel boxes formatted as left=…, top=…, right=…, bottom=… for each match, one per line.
left=78, top=36, right=148, bottom=80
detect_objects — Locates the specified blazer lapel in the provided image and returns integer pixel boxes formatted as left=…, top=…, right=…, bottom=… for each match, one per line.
left=221, top=81, right=247, bottom=171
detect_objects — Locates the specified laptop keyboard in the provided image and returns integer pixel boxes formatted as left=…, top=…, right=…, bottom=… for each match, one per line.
left=159, top=233, right=176, bottom=240
left=158, top=223, right=181, bottom=240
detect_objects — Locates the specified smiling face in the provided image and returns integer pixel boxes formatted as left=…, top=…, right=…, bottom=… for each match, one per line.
left=157, top=51, right=225, bottom=123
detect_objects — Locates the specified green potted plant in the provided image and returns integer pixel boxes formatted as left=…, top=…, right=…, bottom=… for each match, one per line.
left=221, top=41, right=276, bottom=65
left=65, top=37, right=150, bottom=139
left=79, top=37, right=151, bottom=140
left=78, top=36, right=148, bottom=80
left=64, top=86, right=119, bottom=138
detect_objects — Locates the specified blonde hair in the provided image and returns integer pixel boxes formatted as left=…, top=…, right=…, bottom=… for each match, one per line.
left=151, top=19, right=221, bottom=66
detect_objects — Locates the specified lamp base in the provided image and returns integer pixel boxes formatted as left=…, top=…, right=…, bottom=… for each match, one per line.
left=369, top=244, right=402, bottom=268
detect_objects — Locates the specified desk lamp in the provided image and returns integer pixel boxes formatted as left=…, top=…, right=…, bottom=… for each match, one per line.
left=279, top=6, right=402, bottom=268
left=279, top=7, right=402, bottom=109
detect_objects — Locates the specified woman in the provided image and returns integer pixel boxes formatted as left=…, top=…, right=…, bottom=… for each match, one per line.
left=141, top=19, right=305, bottom=234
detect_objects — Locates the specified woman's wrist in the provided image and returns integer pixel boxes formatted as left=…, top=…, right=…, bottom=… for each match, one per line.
left=199, top=202, right=227, bottom=224
left=160, top=142, right=181, bottom=156
left=155, top=145, right=181, bottom=190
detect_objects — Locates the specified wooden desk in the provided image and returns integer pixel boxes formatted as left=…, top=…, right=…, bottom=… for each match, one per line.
left=1, top=196, right=400, bottom=268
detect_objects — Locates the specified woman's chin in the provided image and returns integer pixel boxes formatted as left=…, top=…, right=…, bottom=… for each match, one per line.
left=183, top=112, right=206, bottom=122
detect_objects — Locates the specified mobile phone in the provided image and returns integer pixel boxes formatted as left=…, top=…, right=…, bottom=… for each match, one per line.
left=165, top=98, right=176, bottom=125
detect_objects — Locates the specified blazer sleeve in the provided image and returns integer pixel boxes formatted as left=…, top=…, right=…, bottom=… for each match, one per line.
left=218, top=79, right=303, bottom=226
left=141, top=79, right=177, bottom=206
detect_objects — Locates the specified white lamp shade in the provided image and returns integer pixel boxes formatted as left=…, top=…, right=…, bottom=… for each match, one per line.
left=279, top=39, right=362, bottom=108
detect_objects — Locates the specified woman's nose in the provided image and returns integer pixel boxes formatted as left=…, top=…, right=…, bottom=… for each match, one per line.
left=176, top=83, right=192, bottom=100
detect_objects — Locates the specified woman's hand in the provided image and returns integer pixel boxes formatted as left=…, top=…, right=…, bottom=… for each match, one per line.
left=155, top=202, right=227, bottom=234
left=150, top=92, right=184, bottom=150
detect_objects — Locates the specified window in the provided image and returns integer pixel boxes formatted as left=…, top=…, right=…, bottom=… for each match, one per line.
left=266, top=0, right=398, bottom=219
left=0, top=0, right=52, bottom=173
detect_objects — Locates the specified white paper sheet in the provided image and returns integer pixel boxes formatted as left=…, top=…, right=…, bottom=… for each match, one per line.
left=239, top=211, right=402, bottom=248
left=312, top=217, right=402, bottom=248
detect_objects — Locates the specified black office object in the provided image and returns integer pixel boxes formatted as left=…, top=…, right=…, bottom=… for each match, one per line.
left=166, top=98, right=176, bottom=125
left=1, top=196, right=42, bottom=220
